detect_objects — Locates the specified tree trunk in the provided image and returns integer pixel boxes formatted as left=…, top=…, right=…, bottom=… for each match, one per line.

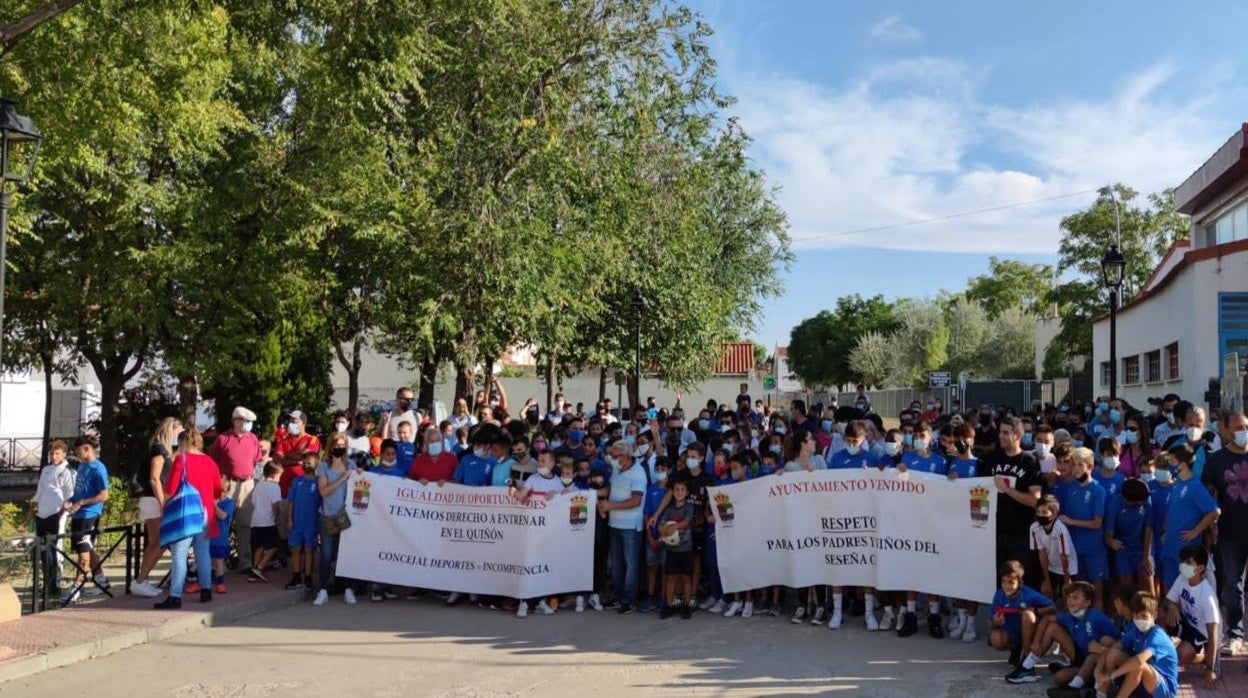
left=598, top=367, right=607, bottom=401
left=39, top=348, right=53, bottom=467
left=418, top=355, right=438, bottom=415
left=544, top=353, right=555, bottom=411
left=348, top=337, right=362, bottom=415
left=96, top=365, right=124, bottom=471
left=176, top=374, right=198, bottom=427
left=453, top=361, right=473, bottom=404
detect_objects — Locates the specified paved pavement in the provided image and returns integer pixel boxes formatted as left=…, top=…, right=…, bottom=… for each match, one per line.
left=4, top=594, right=1244, bottom=697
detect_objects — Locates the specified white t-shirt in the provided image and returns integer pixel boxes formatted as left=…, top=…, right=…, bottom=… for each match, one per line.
left=250, top=480, right=282, bottom=528
left=524, top=473, right=564, bottom=495
left=346, top=435, right=371, bottom=458
left=1037, top=453, right=1057, bottom=474
left=1029, top=519, right=1078, bottom=575
left=1166, top=578, right=1220, bottom=640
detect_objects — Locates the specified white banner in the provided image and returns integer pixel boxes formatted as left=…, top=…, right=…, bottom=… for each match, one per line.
left=337, top=474, right=596, bottom=598
left=710, top=470, right=997, bottom=603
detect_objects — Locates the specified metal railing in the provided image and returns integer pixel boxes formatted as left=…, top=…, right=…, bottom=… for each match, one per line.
left=0, top=438, right=46, bottom=470
left=27, top=523, right=143, bottom=614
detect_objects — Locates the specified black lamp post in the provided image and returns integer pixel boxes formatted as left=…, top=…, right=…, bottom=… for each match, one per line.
left=1099, top=186, right=1125, bottom=401
left=631, top=290, right=646, bottom=412
left=0, top=97, right=43, bottom=432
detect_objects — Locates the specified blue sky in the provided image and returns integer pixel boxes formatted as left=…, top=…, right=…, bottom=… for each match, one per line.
left=686, top=1, right=1248, bottom=349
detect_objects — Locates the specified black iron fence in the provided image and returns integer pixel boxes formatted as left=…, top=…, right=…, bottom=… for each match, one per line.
left=26, top=523, right=143, bottom=614
left=0, top=438, right=46, bottom=471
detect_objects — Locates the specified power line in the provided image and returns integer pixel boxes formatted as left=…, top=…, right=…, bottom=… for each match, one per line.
left=789, top=188, right=1100, bottom=243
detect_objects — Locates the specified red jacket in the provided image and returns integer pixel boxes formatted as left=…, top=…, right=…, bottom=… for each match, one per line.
left=165, top=452, right=224, bottom=539
left=407, top=452, right=458, bottom=482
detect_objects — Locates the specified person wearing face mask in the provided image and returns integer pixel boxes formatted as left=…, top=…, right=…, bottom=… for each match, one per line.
left=1163, top=545, right=1221, bottom=686
left=1137, top=456, right=1173, bottom=597
left=407, top=427, right=459, bottom=484
left=1106, top=479, right=1154, bottom=594
left=1093, top=591, right=1178, bottom=698
left=368, top=439, right=408, bottom=479
left=1031, top=424, right=1057, bottom=476
left=1059, top=448, right=1109, bottom=609
left=828, top=422, right=878, bottom=470
left=380, top=387, right=418, bottom=439
left=944, top=422, right=980, bottom=483
left=1119, top=414, right=1151, bottom=479
left=1201, top=409, right=1248, bottom=656
left=1014, top=580, right=1118, bottom=689
left=1093, top=437, right=1126, bottom=501
left=209, top=406, right=262, bottom=569
left=1150, top=393, right=1182, bottom=449
left=782, top=428, right=827, bottom=473
left=900, top=423, right=946, bottom=475
left=345, top=412, right=375, bottom=464
left=1168, top=404, right=1220, bottom=480
left=637, top=457, right=671, bottom=615
left=596, top=441, right=647, bottom=614
left=275, top=410, right=321, bottom=496
left=988, top=416, right=1045, bottom=594
left=310, top=433, right=361, bottom=607
left=1157, top=444, right=1218, bottom=599
left=506, top=450, right=564, bottom=618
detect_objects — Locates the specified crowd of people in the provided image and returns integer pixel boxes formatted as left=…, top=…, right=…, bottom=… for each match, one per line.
left=29, top=381, right=1248, bottom=698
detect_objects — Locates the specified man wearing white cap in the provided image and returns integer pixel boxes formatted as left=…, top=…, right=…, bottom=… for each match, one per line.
left=210, top=406, right=262, bottom=565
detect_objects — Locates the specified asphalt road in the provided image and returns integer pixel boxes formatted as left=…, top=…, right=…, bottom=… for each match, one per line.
left=7, top=597, right=1051, bottom=697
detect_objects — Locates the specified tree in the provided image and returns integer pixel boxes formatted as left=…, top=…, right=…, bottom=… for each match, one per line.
left=887, top=301, right=949, bottom=387
left=0, top=0, right=84, bottom=54
left=980, top=305, right=1037, bottom=379
left=966, top=257, right=1056, bottom=318
left=788, top=295, right=900, bottom=388
left=849, top=331, right=890, bottom=388
left=944, top=296, right=990, bottom=377
left=1047, top=185, right=1185, bottom=364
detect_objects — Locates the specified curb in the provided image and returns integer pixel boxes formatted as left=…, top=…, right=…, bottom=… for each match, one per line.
left=0, top=589, right=305, bottom=684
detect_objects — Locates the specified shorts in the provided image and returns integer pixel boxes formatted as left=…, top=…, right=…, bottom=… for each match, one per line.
left=1158, top=557, right=1180, bottom=587
left=691, top=531, right=707, bottom=554
left=1114, top=550, right=1145, bottom=578
left=210, top=544, right=230, bottom=560
left=1178, top=617, right=1208, bottom=655
left=645, top=543, right=666, bottom=567
left=1047, top=571, right=1067, bottom=597
left=288, top=523, right=318, bottom=548
left=138, top=496, right=162, bottom=520
left=70, top=517, right=100, bottom=553
left=664, top=550, right=693, bottom=575
left=1076, top=551, right=1109, bottom=582
left=1129, top=677, right=1175, bottom=698
left=1003, top=615, right=1023, bottom=644
left=251, top=525, right=279, bottom=551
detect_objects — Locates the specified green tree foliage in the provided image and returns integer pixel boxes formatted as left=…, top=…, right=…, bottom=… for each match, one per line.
left=943, top=296, right=990, bottom=377
left=966, top=256, right=1056, bottom=318
left=980, top=306, right=1038, bottom=379
left=787, top=295, right=900, bottom=388
left=848, top=331, right=890, bottom=388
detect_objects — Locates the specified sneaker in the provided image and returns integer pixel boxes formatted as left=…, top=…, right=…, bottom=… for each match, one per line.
left=708, top=599, right=726, bottom=614
left=637, top=598, right=656, bottom=614
left=405, top=590, right=424, bottom=601
left=961, top=626, right=978, bottom=644
left=536, top=601, right=554, bottom=615
left=313, top=589, right=329, bottom=606
left=699, top=596, right=718, bottom=611
left=768, top=606, right=781, bottom=617
left=130, top=580, right=162, bottom=598
left=1222, top=637, right=1242, bottom=657
left=576, top=595, right=585, bottom=613
left=827, top=611, right=843, bottom=629
left=790, top=605, right=807, bottom=624
left=284, top=575, right=303, bottom=590
left=880, top=608, right=896, bottom=631
left=213, top=583, right=227, bottom=595
left=184, top=581, right=201, bottom=595
left=370, top=589, right=384, bottom=602
left=1045, top=687, right=1086, bottom=698
left=445, top=592, right=462, bottom=607
left=893, top=611, right=915, bottom=637
left=810, top=606, right=826, bottom=626
left=94, top=573, right=111, bottom=592
left=153, top=596, right=181, bottom=610
left=724, top=601, right=743, bottom=617
left=947, top=614, right=965, bottom=639
left=1005, top=666, right=1038, bottom=684
left=588, top=594, right=604, bottom=612
left=928, top=612, right=945, bottom=639
left=517, top=601, right=529, bottom=618
left=383, top=589, right=399, bottom=600
left=61, top=588, right=82, bottom=605
left=248, top=568, right=269, bottom=583
left=617, top=604, right=633, bottom=615
left=865, top=612, right=879, bottom=631
left=344, top=589, right=357, bottom=605
left=742, top=602, right=754, bottom=618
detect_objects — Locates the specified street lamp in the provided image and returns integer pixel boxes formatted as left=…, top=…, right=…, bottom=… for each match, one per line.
left=1098, top=186, right=1124, bottom=401
left=631, top=290, right=647, bottom=413
left=0, top=97, right=43, bottom=435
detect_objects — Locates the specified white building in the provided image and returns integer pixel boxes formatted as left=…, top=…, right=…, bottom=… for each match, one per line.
left=1091, top=123, right=1248, bottom=409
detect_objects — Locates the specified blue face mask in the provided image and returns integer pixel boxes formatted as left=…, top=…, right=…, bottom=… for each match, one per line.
left=821, top=420, right=833, bottom=432
left=699, top=419, right=711, bottom=431
left=769, top=443, right=782, bottom=455
left=903, top=433, right=914, bottom=447
left=568, top=429, right=585, bottom=443
left=1123, top=430, right=1139, bottom=445
left=1072, top=439, right=1084, bottom=448
left=1109, top=409, right=1121, bottom=425
left=1021, top=433, right=1034, bottom=448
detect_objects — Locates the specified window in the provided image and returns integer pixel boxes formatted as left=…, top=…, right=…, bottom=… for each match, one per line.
left=1123, top=355, right=1140, bottom=384
left=1100, top=361, right=1111, bottom=388
left=1166, top=342, right=1180, bottom=380
left=1202, top=199, right=1248, bottom=246
left=1145, top=350, right=1161, bottom=382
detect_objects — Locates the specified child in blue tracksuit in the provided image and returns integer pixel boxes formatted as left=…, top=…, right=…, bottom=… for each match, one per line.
left=285, top=454, right=322, bottom=591
left=639, top=458, right=670, bottom=613
left=989, top=559, right=1055, bottom=668
left=209, top=493, right=235, bottom=594
left=1013, top=580, right=1120, bottom=687
left=1106, top=478, right=1152, bottom=589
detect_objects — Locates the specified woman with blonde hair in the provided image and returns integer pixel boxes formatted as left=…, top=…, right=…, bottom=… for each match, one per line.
left=450, top=398, right=477, bottom=431
left=155, top=427, right=223, bottom=609
left=131, top=417, right=183, bottom=597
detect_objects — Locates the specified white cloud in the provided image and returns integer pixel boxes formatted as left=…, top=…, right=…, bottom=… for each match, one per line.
left=733, top=59, right=1227, bottom=255
left=868, top=15, right=924, bottom=43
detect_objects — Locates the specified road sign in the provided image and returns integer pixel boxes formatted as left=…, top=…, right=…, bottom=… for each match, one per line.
left=928, top=371, right=951, bottom=388
left=763, top=375, right=776, bottom=390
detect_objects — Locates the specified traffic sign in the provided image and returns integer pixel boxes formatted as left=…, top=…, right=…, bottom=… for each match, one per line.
left=928, top=371, right=951, bottom=388
left=763, top=375, right=776, bottom=390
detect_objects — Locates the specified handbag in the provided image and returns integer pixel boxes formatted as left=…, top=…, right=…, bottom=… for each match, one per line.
left=322, top=510, right=351, bottom=536
left=159, top=454, right=207, bottom=547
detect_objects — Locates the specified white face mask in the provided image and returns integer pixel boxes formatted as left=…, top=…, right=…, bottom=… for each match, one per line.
left=242, top=421, right=254, bottom=433
left=560, top=476, right=574, bottom=485
left=634, top=444, right=650, bottom=457
left=845, top=444, right=861, bottom=456
left=1179, top=563, right=1198, bottom=580
left=1187, top=426, right=1204, bottom=442
left=657, top=471, right=668, bottom=483
left=381, top=459, right=396, bottom=468
left=1101, top=456, right=1120, bottom=471
left=1133, top=619, right=1154, bottom=633
left=427, top=441, right=443, bottom=456
left=1235, top=430, right=1248, bottom=449
left=883, top=442, right=900, bottom=456
left=335, top=423, right=348, bottom=433
left=537, top=467, right=552, bottom=478
left=913, top=437, right=929, bottom=451
left=1070, top=608, right=1086, bottom=620
left=287, top=423, right=301, bottom=436
left=1034, top=443, right=1050, bottom=458
left=1155, top=469, right=1173, bottom=484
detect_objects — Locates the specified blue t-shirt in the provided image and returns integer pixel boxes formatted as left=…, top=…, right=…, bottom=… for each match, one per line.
left=902, top=451, right=948, bottom=475
left=287, top=475, right=322, bottom=527
left=1121, top=624, right=1179, bottom=696
left=210, top=498, right=235, bottom=550
left=490, top=457, right=517, bottom=487
left=1050, top=477, right=1075, bottom=507
left=992, top=585, right=1053, bottom=615
left=643, top=482, right=667, bottom=536
left=394, top=441, right=416, bottom=472
left=948, top=457, right=978, bottom=479
left=1105, top=495, right=1151, bottom=552
left=1161, top=476, right=1217, bottom=558
left=829, top=448, right=878, bottom=470
left=369, top=461, right=408, bottom=478
left=72, top=459, right=109, bottom=520
left=1057, top=608, right=1120, bottom=655
left=453, top=454, right=495, bottom=487
left=1062, top=480, right=1107, bottom=555
left=1148, top=481, right=1171, bottom=550
left=1092, top=470, right=1125, bottom=501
